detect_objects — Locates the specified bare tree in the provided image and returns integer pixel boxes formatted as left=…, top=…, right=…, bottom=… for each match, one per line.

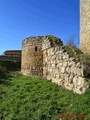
left=66, top=35, right=78, bottom=47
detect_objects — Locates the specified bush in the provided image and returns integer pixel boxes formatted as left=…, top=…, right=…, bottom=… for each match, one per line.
left=0, top=65, right=8, bottom=79
left=64, top=46, right=83, bottom=58
left=81, top=54, right=90, bottom=64
left=65, top=35, right=79, bottom=47
left=0, top=61, right=21, bottom=71
left=0, top=61, right=21, bottom=80
left=47, top=35, right=63, bottom=46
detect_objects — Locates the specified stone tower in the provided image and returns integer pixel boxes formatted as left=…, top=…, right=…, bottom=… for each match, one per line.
left=21, top=36, right=43, bottom=76
left=21, top=35, right=63, bottom=76
left=80, top=0, right=90, bottom=54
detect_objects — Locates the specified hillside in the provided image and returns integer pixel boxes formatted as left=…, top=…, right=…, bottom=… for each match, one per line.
left=0, top=74, right=90, bottom=120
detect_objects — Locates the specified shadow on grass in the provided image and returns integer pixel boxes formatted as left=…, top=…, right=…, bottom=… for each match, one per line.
left=0, top=71, right=22, bottom=86
left=0, top=71, right=16, bottom=86
left=0, top=76, right=12, bottom=86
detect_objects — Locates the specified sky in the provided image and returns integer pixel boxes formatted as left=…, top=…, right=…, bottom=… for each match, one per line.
left=0, top=0, right=79, bottom=55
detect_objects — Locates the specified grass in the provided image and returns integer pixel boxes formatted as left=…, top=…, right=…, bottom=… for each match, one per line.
left=64, top=46, right=83, bottom=58
left=46, top=35, right=63, bottom=46
left=0, top=73, right=90, bottom=120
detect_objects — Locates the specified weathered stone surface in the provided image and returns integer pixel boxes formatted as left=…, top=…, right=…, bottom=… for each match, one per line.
left=73, top=76, right=78, bottom=85
left=63, top=62, right=68, bottom=67
left=80, top=0, right=90, bottom=54
left=69, top=74, right=74, bottom=83
left=21, top=36, right=43, bottom=76
left=78, top=77, right=85, bottom=86
left=61, top=67, right=66, bottom=73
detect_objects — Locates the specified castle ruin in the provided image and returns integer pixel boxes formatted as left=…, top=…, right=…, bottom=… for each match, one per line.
left=21, top=35, right=89, bottom=94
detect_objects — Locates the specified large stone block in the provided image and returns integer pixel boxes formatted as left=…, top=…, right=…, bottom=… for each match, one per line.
left=61, top=67, right=66, bottom=73
left=73, top=76, right=78, bottom=85
left=78, top=77, right=85, bottom=86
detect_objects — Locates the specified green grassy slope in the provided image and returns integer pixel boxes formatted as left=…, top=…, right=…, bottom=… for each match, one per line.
left=0, top=75, right=90, bottom=120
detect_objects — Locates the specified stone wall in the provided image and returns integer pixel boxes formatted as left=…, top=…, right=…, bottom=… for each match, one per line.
left=43, top=46, right=89, bottom=94
left=80, top=0, right=90, bottom=54
left=21, top=35, right=89, bottom=94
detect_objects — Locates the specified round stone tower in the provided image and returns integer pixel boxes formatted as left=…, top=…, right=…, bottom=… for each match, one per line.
left=80, top=0, right=90, bottom=54
left=21, top=35, right=63, bottom=77
left=21, top=36, right=43, bottom=76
